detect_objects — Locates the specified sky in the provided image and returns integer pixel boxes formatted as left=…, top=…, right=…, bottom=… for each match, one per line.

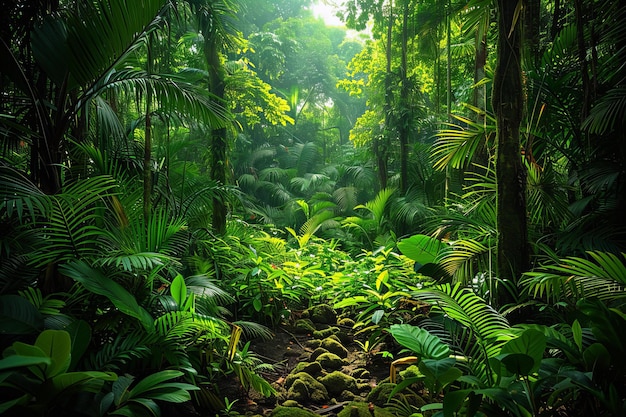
left=311, top=0, right=344, bottom=27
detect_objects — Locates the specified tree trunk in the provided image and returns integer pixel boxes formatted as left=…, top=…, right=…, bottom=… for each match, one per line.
left=205, top=40, right=228, bottom=235
left=143, top=36, right=153, bottom=220
left=398, top=0, right=409, bottom=194
left=377, top=0, right=394, bottom=191
left=493, top=0, right=528, bottom=306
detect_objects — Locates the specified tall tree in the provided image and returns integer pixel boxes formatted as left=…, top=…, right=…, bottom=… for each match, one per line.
left=493, top=0, right=528, bottom=305
left=188, top=0, right=241, bottom=235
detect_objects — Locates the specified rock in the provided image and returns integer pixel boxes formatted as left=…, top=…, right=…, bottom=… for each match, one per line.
left=270, top=405, right=319, bottom=417
left=338, top=389, right=358, bottom=402
left=304, top=339, right=322, bottom=349
left=285, top=372, right=329, bottom=403
left=303, top=304, right=337, bottom=325
left=367, top=382, right=425, bottom=409
left=317, top=352, right=347, bottom=370
left=336, top=402, right=396, bottom=417
left=294, top=318, right=317, bottom=334
left=321, top=337, right=349, bottom=358
left=319, top=371, right=358, bottom=396
left=291, top=361, right=323, bottom=376
left=351, top=368, right=370, bottom=379
left=310, top=347, right=329, bottom=361
left=313, top=326, right=340, bottom=339
left=338, top=317, right=355, bottom=328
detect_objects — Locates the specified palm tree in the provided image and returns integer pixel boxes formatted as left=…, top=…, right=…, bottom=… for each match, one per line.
left=492, top=0, right=528, bottom=306
left=185, top=0, right=242, bottom=235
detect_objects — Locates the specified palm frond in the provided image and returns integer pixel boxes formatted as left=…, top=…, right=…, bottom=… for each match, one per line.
left=0, top=165, right=50, bottom=224
left=414, top=283, right=511, bottom=358
left=521, top=251, right=626, bottom=305
left=31, top=0, right=168, bottom=89
left=432, top=111, right=496, bottom=171
left=27, top=176, right=118, bottom=266
left=94, top=69, right=231, bottom=128
left=582, top=86, right=626, bottom=134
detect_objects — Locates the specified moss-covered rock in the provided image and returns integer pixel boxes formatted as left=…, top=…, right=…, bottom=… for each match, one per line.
left=303, top=304, right=337, bottom=324
left=291, top=361, right=323, bottom=376
left=319, top=371, right=358, bottom=396
left=317, top=352, right=346, bottom=370
left=304, top=339, right=322, bottom=349
left=321, top=336, right=349, bottom=358
left=270, top=406, right=319, bottom=417
left=351, top=368, right=371, bottom=379
left=367, top=382, right=426, bottom=409
left=285, top=372, right=329, bottom=403
left=336, top=402, right=397, bottom=417
left=313, top=326, right=339, bottom=339
left=310, top=347, right=329, bottom=361
left=337, top=317, right=356, bottom=328
left=294, top=318, right=316, bottom=334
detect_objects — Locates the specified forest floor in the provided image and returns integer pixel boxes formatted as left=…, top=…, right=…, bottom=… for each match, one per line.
left=221, top=313, right=400, bottom=417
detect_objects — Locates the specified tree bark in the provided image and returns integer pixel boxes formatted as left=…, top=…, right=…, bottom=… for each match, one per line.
left=398, top=0, right=409, bottom=194
left=493, top=0, right=528, bottom=306
left=205, top=39, right=228, bottom=235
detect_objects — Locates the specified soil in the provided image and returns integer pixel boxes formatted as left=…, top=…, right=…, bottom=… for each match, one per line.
left=217, top=322, right=395, bottom=416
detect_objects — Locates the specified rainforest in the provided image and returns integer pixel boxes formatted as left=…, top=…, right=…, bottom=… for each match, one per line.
left=1, top=0, right=625, bottom=416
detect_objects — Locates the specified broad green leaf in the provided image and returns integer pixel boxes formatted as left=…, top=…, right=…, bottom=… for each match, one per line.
left=170, top=274, right=187, bottom=308
left=50, top=371, right=117, bottom=394
left=496, top=353, right=535, bottom=376
left=397, top=234, right=447, bottom=266
left=571, top=320, right=583, bottom=351
left=10, top=342, right=47, bottom=380
left=0, top=355, right=51, bottom=372
left=61, top=261, right=154, bottom=331
left=253, top=297, right=263, bottom=312
left=371, top=309, right=384, bottom=325
left=390, top=323, right=450, bottom=360
left=375, top=270, right=389, bottom=291
left=500, top=329, right=546, bottom=375
left=582, top=343, right=611, bottom=371
left=129, top=370, right=183, bottom=397
left=443, top=389, right=475, bottom=417
left=35, top=330, right=71, bottom=378
left=65, top=320, right=92, bottom=370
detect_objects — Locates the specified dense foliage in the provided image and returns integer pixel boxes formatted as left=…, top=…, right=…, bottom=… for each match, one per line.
left=1, top=0, right=624, bottom=416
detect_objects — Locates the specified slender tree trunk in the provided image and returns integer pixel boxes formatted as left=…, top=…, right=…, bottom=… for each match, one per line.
left=574, top=0, right=591, bottom=121
left=376, top=0, right=395, bottom=191
left=206, top=40, right=228, bottom=235
left=143, top=36, right=153, bottom=220
left=399, top=0, right=409, bottom=194
left=493, top=0, right=528, bottom=306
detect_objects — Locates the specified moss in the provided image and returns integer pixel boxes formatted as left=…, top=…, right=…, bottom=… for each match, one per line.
left=313, top=326, right=339, bottom=339
left=294, top=318, right=317, bottom=334
left=336, top=402, right=397, bottom=417
left=310, top=347, right=329, bottom=361
left=399, top=364, right=421, bottom=380
left=367, top=382, right=426, bottom=409
left=321, top=337, right=349, bottom=358
left=284, top=372, right=329, bottom=403
left=304, top=339, right=322, bottom=349
left=319, top=371, right=358, bottom=396
left=351, top=368, right=371, bottom=379
left=303, top=304, right=337, bottom=324
left=317, top=352, right=346, bottom=370
left=290, top=361, right=322, bottom=376
left=269, top=406, right=319, bottom=417
left=338, top=317, right=356, bottom=328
